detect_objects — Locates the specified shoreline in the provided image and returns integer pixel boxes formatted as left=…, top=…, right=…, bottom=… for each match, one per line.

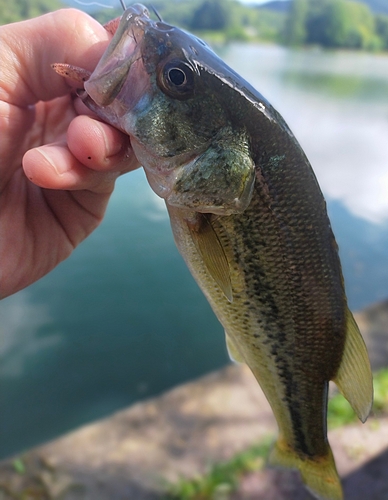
left=1, top=300, right=388, bottom=499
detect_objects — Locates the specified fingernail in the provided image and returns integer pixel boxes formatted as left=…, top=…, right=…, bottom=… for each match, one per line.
left=94, top=121, right=124, bottom=158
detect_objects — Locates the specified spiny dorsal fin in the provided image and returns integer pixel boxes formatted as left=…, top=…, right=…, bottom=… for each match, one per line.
left=187, top=214, right=233, bottom=302
left=333, top=308, right=373, bottom=423
left=225, top=331, right=245, bottom=363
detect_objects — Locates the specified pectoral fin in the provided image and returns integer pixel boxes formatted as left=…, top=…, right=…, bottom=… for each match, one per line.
left=225, top=331, right=245, bottom=363
left=333, top=308, right=373, bottom=423
left=187, top=214, right=233, bottom=302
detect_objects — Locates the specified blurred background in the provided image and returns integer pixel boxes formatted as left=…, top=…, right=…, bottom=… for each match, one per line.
left=1, top=0, right=388, bottom=460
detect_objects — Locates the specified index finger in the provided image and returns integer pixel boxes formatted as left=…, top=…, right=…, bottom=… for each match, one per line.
left=0, top=8, right=111, bottom=107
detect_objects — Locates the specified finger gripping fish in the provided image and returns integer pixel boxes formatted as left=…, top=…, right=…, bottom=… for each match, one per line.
left=53, top=5, right=373, bottom=499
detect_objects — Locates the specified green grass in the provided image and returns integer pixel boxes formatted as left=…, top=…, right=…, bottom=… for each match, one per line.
left=327, top=391, right=359, bottom=429
left=165, top=438, right=273, bottom=500
left=372, top=368, right=388, bottom=412
left=12, top=458, right=26, bottom=475
left=166, top=368, right=388, bottom=500
left=328, top=367, right=388, bottom=428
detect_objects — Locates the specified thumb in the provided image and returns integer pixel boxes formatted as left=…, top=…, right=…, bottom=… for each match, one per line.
left=0, top=8, right=111, bottom=107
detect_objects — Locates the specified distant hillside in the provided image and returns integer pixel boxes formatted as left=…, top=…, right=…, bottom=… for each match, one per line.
left=260, top=0, right=388, bottom=15
left=61, top=0, right=388, bottom=19
left=258, top=1, right=290, bottom=13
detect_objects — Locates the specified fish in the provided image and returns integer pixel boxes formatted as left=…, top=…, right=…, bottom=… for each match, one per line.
left=53, top=4, right=373, bottom=499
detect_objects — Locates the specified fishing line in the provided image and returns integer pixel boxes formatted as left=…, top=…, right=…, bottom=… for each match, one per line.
left=150, top=5, right=163, bottom=21
left=73, top=0, right=114, bottom=7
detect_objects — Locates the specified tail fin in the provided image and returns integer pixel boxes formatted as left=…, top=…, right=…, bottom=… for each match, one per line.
left=269, top=438, right=343, bottom=500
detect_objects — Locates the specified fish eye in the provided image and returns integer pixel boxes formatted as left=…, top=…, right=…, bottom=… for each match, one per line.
left=167, top=67, right=186, bottom=86
left=158, top=60, right=194, bottom=100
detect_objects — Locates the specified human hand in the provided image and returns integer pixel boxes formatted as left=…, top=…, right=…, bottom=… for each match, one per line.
left=0, top=9, right=139, bottom=299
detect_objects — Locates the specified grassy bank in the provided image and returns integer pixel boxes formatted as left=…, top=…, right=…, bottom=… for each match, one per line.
left=166, top=368, right=388, bottom=500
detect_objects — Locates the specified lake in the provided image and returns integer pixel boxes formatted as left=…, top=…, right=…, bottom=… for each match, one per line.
left=1, top=43, right=388, bottom=459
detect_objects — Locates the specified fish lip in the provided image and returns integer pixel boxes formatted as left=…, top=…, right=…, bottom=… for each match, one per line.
left=81, top=3, right=180, bottom=118
left=77, top=89, right=100, bottom=115
left=83, top=0, right=200, bottom=109
left=82, top=6, right=151, bottom=108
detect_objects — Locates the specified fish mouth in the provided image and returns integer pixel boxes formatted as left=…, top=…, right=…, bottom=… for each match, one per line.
left=82, top=5, right=153, bottom=110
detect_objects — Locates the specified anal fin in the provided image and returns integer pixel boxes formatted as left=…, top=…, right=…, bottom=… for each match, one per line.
left=333, top=307, right=373, bottom=423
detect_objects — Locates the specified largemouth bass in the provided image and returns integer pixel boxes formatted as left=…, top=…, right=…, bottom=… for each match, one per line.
left=54, top=5, right=373, bottom=499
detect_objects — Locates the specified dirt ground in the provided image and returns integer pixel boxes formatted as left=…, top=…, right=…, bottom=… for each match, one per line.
left=1, top=300, right=388, bottom=500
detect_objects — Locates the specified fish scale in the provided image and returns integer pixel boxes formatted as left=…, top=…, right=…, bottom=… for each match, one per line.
left=220, top=202, right=330, bottom=454
left=52, top=5, right=373, bottom=498
left=186, top=195, right=307, bottom=441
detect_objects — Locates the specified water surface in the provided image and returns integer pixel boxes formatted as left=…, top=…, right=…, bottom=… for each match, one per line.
left=1, top=44, right=388, bottom=459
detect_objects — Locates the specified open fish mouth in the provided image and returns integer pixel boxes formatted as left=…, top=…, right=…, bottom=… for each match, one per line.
left=81, top=5, right=153, bottom=112
left=79, top=4, right=257, bottom=214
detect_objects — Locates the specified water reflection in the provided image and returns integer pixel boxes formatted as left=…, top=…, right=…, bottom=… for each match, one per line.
left=1, top=44, right=388, bottom=459
left=224, top=44, right=388, bottom=223
left=0, top=171, right=226, bottom=458
left=0, top=291, right=62, bottom=378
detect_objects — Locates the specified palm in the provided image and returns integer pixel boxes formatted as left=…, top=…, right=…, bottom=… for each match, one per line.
left=1, top=96, right=113, bottom=297
left=27, top=97, right=76, bottom=150
left=0, top=11, right=138, bottom=298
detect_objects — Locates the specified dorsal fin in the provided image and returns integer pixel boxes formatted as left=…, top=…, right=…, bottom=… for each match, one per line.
left=333, top=308, right=373, bottom=423
left=186, top=214, right=233, bottom=302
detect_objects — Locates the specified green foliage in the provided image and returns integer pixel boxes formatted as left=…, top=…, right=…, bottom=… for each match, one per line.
left=328, top=368, right=388, bottom=428
left=312, top=0, right=378, bottom=49
left=4, top=0, right=388, bottom=51
left=372, top=367, right=388, bottom=412
left=327, top=391, right=357, bottom=428
left=284, top=0, right=309, bottom=45
left=190, top=0, right=232, bottom=31
left=285, top=0, right=386, bottom=51
left=149, top=0, right=202, bottom=31
left=188, top=0, right=260, bottom=42
left=375, top=14, right=388, bottom=49
left=12, top=458, right=26, bottom=475
left=122, top=0, right=286, bottom=44
left=0, top=0, right=63, bottom=24
left=165, top=438, right=273, bottom=500
left=141, top=0, right=388, bottom=49
left=256, top=8, right=287, bottom=43
left=92, top=8, right=122, bottom=26
left=167, top=368, right=388, bottom=500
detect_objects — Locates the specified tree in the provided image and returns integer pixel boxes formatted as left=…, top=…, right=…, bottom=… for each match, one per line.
left=190, top=0, right=232, bottom=31
left=323, top=0, right=376, bottom=49
left=375, top=14, right=388, bottom=49
left=283, top=0, right=309, bottom=45
left=304, top=0, right=378, bottom=50
left=0, top=0, right=63, bottom=24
